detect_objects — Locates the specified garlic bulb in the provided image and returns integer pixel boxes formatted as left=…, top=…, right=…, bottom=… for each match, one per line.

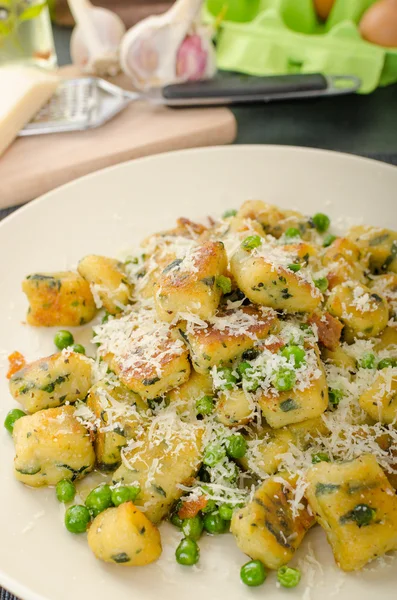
left=69, top=0, right=126, bottom=77
left=120, top=0, right=216, bottom=90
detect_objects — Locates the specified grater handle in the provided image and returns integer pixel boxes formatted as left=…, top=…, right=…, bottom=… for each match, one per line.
left=161, top=73, right=361, bottom=106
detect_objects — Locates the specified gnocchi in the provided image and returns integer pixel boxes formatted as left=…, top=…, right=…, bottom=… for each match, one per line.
left=7, top=201, right=397, bottom=582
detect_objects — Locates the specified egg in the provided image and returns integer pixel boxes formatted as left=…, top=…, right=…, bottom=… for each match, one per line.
left=313, top=0, right=336, bottom=21
left=360, top=0, right=397, bottom=47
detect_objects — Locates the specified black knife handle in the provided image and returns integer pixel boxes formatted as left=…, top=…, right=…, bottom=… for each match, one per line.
left=162, top=73, right=328, bottom=105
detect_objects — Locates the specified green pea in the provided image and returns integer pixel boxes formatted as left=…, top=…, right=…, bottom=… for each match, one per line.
left=219, top=504, right=233, bottom=521
left=56, top=479, right=76, bottom=503
left=195, top=395, right=214, bottom=416
left=216, top=366, right=238, bottom=390
left=64, top=505, right=91, bottom=534
left=223, top=209, right=237, bottom=218
left=328, top=388, right=343, bottom=407
left=244, top=378, right=260, bottom=392
left=203, top=443, right=226, bottom=467
left=225, top=434, right=247, bottom=459
left=241, top=235, right=262, bottom=251
left=273, top=368, right=296, bottom=392
left=312, top=213, right=330, bottom=233
left=54, top=330, right=74, bottom=350
left=240, top=365, right=260, bottom=392
left=4, top=408, right=26, bottom=434
left=85, top=484, right=113, bottom=517
left=281, top=345, right=306, bottom=368
left=240, top=560, right=267, bottom=587
left=175, top=537, right=199, bottom=566
left=203, top=511, right=228, bottom=534
left=284, top=227, right=301, bottom=239
left=237, top=361, right=251, bottom=377
left=288, top=263, right=301, bottom=272
left=314, top=277, right=329, bottom=293
left=359, top=353, right=376, bottom=369
left=72, top=343, right=86, bottom=355
left=312, top=452, right=330, bottom=464
left=351, top=503, right=375, bottom=527
left=216, top=275, right=232, bottom=294
left=377, top=357, right=397, bottom=370
left=201, top=498, right=217, bottom=513
left=111, top=485, right=140, bottom=507
left=225, top=461, right=240, bottom=484
left=323, top=233, right=337, bottom=247
left=181, top=515, right=203, bottom=541
left=277, top=566, right=301, bottom=588
left=170, top=512, right=183, bottom=528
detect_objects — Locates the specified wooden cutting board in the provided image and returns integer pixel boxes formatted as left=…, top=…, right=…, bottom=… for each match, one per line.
left=0, top=66, right=237, bottom=209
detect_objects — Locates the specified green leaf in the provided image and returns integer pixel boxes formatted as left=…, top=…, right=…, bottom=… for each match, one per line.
left=18, top=2, right=46, bottom=22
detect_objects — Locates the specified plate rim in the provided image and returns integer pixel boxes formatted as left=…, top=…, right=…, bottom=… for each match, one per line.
left=1, top=145, right=396, bottom=231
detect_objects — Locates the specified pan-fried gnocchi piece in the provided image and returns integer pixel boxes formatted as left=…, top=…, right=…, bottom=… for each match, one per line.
left=327, top=282, right=389, bottom=341
left=101, top=311, right=191, bottom=399
left=358, top=368, right=397, bottom=424
left=9, top=351, right=92, bottom=413
left=13, top=406, right=95, bottom=487
left=22, top=271, right=97, bottom=327
left=240, top=418, right=330, bottom=477
left=373, top=326, right=397, bottom=353
left=347, top=226, right=397, bottom=273
left=236, top=200, right=310, bottom=239
left=110, top=347, right=190, bottom=400
left=87, top=381, right=148, bottom=471
left=88, top=502, right=162, bottom=566
left=322, top=238, right=367, bottom=288
left=113, top=419, right=204, bottom=523
left=369, top=273, right=397, bottom=319
left=167, top=370, right=213, bottom=416
left=216, top=389, right=253, bottom=427
left=258, top=353, right=328, bottom=428
left=305, top=455, right=397, bottom=571
left=135, top=220, right=208, bottom=299
left=321, top=344, right=357, bottom=371
left=230, top=245, right=322, bottom=313
left=154, top=241, right=228, bottom=322
left=282, top=241, right=322, bottom=269
left=231, top=475, right=314, bottom=569
left=78, top=255, right=131, bottom=314
left=138, top=251, right=176, bottom=300
left=235, top=200, right=286, bottom=235
left=180, top=306, right=278, bottom=374
left=239, top=426, right=293, bottom=476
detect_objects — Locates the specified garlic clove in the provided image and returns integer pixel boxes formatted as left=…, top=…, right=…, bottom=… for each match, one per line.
left=69, top=0, right=126, bottom=77
left=176, top=31, right=216, bottom=81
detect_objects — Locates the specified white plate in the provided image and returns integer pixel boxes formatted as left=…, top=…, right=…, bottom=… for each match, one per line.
left=0, top=146, right=396, bottom=600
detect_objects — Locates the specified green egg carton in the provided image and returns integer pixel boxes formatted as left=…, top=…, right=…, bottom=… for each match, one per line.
left=204, top=0, right=397, bottom=93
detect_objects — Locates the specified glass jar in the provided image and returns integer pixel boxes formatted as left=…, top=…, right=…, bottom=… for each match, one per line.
left=0, top=0, right=57, bottom=68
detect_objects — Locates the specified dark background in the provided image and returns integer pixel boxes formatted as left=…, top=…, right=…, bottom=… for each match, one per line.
left=0, top=24, right=396, bottom=600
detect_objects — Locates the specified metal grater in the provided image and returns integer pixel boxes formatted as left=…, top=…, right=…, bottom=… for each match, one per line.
left=20, top=78, right=138, bottom=135
left=19, top=73, right=362, bottom=136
